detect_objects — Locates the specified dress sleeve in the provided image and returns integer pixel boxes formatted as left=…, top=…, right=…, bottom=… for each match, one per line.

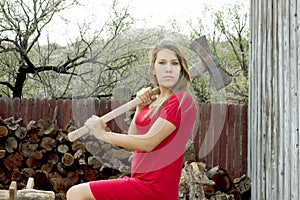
left=159, top=92, right=193, bottom=128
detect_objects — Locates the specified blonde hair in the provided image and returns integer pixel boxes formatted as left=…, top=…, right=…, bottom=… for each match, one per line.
left=147, top=39, right=191, bottom=117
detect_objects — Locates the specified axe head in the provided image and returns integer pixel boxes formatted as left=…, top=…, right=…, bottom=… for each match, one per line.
left=190, top=35, right=231, bottom=90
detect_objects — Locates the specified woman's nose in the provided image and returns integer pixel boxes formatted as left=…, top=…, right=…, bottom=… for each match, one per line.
left=165, top=63, right=172, bottom=72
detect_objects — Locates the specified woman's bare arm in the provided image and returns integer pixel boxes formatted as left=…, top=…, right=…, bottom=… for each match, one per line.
left=102, top=118, right=176, bottom=152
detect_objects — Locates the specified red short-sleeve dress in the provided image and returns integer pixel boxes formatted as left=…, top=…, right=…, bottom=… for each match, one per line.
left=89, top=91, right=197, bottom=200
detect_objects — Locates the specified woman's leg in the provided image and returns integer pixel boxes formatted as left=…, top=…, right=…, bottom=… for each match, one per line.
left=66, top=182, right=96, bottom=200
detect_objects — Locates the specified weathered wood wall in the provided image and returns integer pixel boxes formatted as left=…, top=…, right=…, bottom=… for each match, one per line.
left=0, top=98, right=248, bottom=179
left=249, top=0, right=300, bottom=199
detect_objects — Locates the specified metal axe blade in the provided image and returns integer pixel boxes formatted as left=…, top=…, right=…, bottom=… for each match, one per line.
left=190, top=35, right=231, bottom=90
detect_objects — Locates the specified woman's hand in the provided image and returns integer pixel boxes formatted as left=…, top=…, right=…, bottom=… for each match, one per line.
left=84, top=115, right=108, bottom=142
left=136, top=87, right=157, bottom=108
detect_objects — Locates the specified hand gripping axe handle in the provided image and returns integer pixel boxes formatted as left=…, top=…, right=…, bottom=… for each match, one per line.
left=68, top=36, right=231, bottom=142
left=68, top=88, right=160, bottom=142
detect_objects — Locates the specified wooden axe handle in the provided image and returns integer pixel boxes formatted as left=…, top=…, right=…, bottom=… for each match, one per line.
left=68, top=88, right=160, bottom=142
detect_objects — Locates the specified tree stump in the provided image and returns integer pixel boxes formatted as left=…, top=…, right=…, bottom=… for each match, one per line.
left=0, top=178, right=55, bottom=200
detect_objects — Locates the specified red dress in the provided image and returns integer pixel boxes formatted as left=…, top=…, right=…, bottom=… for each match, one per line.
left=90, top=91, right=197, bottom=200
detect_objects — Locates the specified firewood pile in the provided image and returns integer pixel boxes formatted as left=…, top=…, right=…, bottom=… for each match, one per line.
left=0, top=116, right=128, bottom=200
left=179, top=162, right=251, bottom=200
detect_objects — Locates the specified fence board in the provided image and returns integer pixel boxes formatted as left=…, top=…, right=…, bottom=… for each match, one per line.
left=0, top=98, right=248, bottom=179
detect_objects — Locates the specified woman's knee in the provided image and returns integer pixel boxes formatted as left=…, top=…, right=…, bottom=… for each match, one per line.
left=66, top=185, right=78, bottom=200
left=66, top=183, right=94, bottom=200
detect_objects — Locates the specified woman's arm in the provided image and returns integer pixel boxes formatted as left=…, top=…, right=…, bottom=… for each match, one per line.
left=85, top=116, right=176, bottom=152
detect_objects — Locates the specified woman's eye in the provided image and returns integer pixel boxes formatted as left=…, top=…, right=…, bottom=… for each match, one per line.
left=158, top=61, right=166, bottom=65
left=172, top=61, right=179, bottom=65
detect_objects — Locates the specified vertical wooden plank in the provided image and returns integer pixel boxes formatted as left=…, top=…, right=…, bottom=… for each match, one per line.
left=241, top=105, right=248, bottom=176
left=282, top=0, right=292, bottom=199
left=48, top=99, right=56, bottom=123
left=212, top=104, right=221, bottom=169
left=199, top=104, right=212, bottom=167
left=289, top=0, right=299, bottom=198
left=5, top=98, right=12, bottom=118
left=12, top=98, right=20, bottom=119
left=0, top=98, right=6, bottom=118
left=233, top=105, right=242, bottom=178
left=63, top=99, right=72, bottom=129
left=26, top=98, right=34, bottom=124
left=71, top=98, right=81, bottom=128
left=41, top=98, right=50, bottom=120
left=218, top=104, right=228, bottom=172
left=33, top=99, right=42, bottom=122
left=277, top=0, right=285, bottom=199
left=20, top=98, right=28, bottom=127
left=195, top=103, right=208, bottom=163
left=56, top=99, right=64, bottom=128
left=295, top=0, right=300, bottom=198
left=226, top=105, right=235, bottom=178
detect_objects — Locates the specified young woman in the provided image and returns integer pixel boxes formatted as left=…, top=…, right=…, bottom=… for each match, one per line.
left=66, top=39, right=198, bottom=200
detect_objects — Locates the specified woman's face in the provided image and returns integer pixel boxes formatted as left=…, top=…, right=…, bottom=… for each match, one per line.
left=153, top=49, right=181, bottom=89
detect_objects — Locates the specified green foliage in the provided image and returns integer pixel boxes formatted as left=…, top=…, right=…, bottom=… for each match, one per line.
left=0, top=0, right=249, bottom=105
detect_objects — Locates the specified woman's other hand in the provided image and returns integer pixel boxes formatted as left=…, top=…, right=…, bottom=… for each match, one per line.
left=85, top=115, right=108, bottom=142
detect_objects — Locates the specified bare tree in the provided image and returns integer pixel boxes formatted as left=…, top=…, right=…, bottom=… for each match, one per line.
left=0, top=0, right=139, bottom=98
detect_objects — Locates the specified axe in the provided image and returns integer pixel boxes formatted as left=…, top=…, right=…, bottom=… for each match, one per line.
left=190, top=35, right=231, bottom=90
left=68, top=35, right=230, bottom=142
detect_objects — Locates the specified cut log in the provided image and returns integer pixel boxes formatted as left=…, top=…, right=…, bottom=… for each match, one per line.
left=234, top=174, right=251, bottom=196
left=84, top=168, right=99, bottom=182
left=41, top=164, right=53, bottom=173
left=48, top=153, right=60, bottom=165
left=28, top=129, right=43, bottom=143
left=66, top=171, right=79, bottom=184
left=112, top=148, right=133, bottom=160
left=0, top=148, right=6, bottom=158
left=21, top=168, right=35, bottom=178
left=33, top=149, right=45, bottom=160
left=88, top=156, right=104, bottom=169
left=40, top=137, right=57, bottom=151
left=4, top=117, right=22, bottom=131
left=57, top=144, right=69, bottom=154
left=0, top=125, right=8, bottom=137
left=4, top=152, right=23, bottom=171
left=15, top=127, right=27, bottom=139
left=5, top=137, right=18, bottom=153
left=34, top=170, right=48, bottom=187
left=62, top=153, right=74, bottom=166
left=19, top=140, right=38, bottom=157
left=180, top=162, right=215, bottom=200
left=51, top=178, right=73, bottom=193
left=37, top=119, right=57, bottom=136
left=11, top=171, right=24, bottom=182
left=26, top=157, right=39, bottom=169
left=0, top=167, right=11, bottom=185
left=85, top=141, right=101, bottom=155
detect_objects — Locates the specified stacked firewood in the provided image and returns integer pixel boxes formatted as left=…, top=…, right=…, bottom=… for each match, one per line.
left=179, top=162, right=251, bottom=200
left=0, top=116, right=129, bottom=200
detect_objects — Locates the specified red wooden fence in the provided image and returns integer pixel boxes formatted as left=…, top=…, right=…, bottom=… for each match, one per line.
left=0, top=98, right=247, bottom=179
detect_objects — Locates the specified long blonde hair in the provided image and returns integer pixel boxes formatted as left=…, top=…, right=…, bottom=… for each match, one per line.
left=147, top=39, right=192, bottom=116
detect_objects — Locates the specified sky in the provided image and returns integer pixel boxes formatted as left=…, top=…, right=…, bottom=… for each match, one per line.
left=43, top=0, right=249, bottom=45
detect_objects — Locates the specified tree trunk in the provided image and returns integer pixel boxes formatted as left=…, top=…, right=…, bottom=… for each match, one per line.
left=13, top=67, right=27, bottom=98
